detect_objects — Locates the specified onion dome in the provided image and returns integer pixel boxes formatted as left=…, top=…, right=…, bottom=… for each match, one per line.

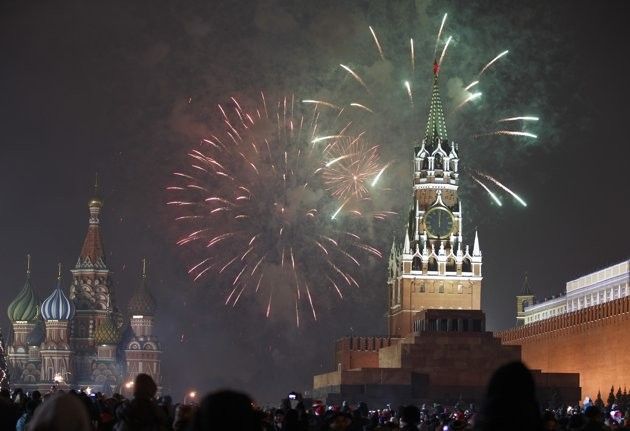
left=127, top=259, right=156, bottom=316
left=89, top=173, right=103, bottom=208
left=41, top=264, right=75, bottom=321
left=7, top=255, right=39, bottom=322
left=26, top=320, right=45, bottom=346
left=94, top=317, right=121, bottom=345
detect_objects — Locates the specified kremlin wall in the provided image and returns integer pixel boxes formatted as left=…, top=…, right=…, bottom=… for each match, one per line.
left=499, top=260, right=630, bottom=400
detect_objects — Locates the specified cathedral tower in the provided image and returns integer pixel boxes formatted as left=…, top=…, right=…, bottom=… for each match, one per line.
left=69, top=179, right=118, bottom=382
left=6, top=255, right=39, bottom=376
left=388, top=61, right=482, bottom=337
left=40, top=265, right=75, bottom=384
left=124, top=259, right=161, bottom=385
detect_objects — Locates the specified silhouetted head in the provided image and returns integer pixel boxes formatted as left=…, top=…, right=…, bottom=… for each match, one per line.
left=474, top=361, right=542, bottom=431
left=28, top=393, right=91, bottom=431
left=401, top=405, right=421, bottom=425
left=133, top=373, right=158, bottom=399
left=193, top=389, right=260, bottom=430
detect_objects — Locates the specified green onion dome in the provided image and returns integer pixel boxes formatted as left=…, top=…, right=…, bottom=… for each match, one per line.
left=8, top=271, right=39, bottom=323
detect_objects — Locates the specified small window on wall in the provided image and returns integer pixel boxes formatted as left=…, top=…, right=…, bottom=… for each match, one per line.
left=438, top=285, right=444, bottom=294
left=457, top=284, right=463, bottom=294
left=420, top=284, right=426, bottom=293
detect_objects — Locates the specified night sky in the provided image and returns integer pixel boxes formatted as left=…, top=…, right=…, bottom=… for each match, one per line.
left=1, top=0, right=628, bottom=404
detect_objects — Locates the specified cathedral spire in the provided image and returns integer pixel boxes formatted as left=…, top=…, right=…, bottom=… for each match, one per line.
left=424, top=60, right=448, bottom=145
left=78, top=176, right=106, bottom=268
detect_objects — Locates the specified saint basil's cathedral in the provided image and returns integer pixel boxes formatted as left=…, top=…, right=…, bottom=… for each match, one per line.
left=3, top=186, right=162, bottom=393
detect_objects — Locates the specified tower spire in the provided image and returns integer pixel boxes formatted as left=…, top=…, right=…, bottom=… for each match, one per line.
left=473, top=230, right=481, bottom=256
left=26, top=254, right=31, bottom=278
left=521, top=272, right=533, bottom=295
left=424, top=60, right=448, bottom=145
left=57, top=263, right=62, bottom=280
left=142, top=258, right=147, bottom=278
left=78, top=177, right=106, bottom=267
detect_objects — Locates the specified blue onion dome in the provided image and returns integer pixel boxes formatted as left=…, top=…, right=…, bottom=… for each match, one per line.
left=94, top=316, right=121, bottom=345
left=7, top=255, right=39, bottom=322
left=26, top=320, right=45, bottom=346
left=127, top=260, right=156, bottom=316
left=41, top=265, right=75, bottom=321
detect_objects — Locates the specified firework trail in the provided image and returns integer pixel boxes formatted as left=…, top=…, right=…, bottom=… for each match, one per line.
left=472, top=176, right=502, bottom=207
left=340, top=64, right=370, bottom=94
left=434, top=13, right=448, bottom=57
left=438, top=35, right=453, bottom=67
left=463, top=80, right=479, bottom=91
left=478, top=50, right=509, bottom=76
left=474, top=130, right=538, bottom=139
left=478, top=172, right=527, bottom=206
left=369, top=26, right=385, bottom=61
left=455, top=92, right=482, bottom=110
left=168, top=94, right=383, bottom=325
left=498, top=116, right=539, bottom=122
left=404, top=81, right=413, bottom=106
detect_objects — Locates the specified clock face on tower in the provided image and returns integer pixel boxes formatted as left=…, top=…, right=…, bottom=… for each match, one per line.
left=424, top=207, right=454, bottom=238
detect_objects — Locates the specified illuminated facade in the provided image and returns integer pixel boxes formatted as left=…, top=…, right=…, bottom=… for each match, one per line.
left=387, top=60, right=482, bottom=337
left=517, top=260, right=629, bottom=325
left=5, top=187, right=162, bottom=392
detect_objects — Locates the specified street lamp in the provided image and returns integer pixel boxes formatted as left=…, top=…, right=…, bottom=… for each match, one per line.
left=184, top=390, right=197, bottom=404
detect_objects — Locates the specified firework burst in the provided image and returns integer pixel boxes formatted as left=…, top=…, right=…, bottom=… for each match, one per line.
left=308, top=14, right=541, bottom=209
left=168, top=94, right=383, bottom=325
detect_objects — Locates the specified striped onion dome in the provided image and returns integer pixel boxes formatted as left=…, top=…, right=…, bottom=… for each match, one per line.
left=8, top=264, right=39, bottom=323
left=41, top=276, right=75, bottom=321
left=94, top=316, right=120, bottom=345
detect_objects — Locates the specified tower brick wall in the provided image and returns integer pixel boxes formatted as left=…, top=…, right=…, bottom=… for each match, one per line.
left=498, top=295, right=630, bottom=399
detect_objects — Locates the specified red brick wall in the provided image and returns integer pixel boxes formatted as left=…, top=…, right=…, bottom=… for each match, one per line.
left=498, top=296, right=630, bottom=399
left=334, top=336, right=399, bottom=370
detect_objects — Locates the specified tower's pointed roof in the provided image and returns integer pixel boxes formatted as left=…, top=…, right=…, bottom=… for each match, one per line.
left=424, top=60, right=448, bottom=145
left=128, top=259, right=156, bottom=316
left=8, top=255, right=39, bottom=322
left=473, top=229, right=481, bottom=256
left=521, top=272, right=533, bottom=295
left=78, top=176, right=106, bottom=269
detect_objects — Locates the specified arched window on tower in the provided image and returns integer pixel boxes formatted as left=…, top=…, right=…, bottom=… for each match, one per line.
left=412, top=256, right=422, bottom=271
left=434, top=153, right=443, bottom=170
left=428, top=257, right=438, bottom=272
left=462, top=258, right=472, bottom=273
left=422, top=157, right=429, bottom=170
left=446, top=257, right=456, bottom=272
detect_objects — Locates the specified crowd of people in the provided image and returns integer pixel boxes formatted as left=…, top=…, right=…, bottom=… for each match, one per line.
left=0, top=362, right=629, bottom=430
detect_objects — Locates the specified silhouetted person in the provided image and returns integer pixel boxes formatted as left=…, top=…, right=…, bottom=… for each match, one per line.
left=192, top=389, right=261, bottom=430
left=582, top=405, right=606, bottom=431
left=115, top=373, right=169, bottom=431
left=400, top=405, right=421, bottom=431
left=28, top=392, right=92, bottom=431
left=474, top=361, right=542, bottom=431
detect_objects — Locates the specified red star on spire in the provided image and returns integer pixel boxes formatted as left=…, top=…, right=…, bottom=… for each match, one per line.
left=433, top=60, right=440, bottom=77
